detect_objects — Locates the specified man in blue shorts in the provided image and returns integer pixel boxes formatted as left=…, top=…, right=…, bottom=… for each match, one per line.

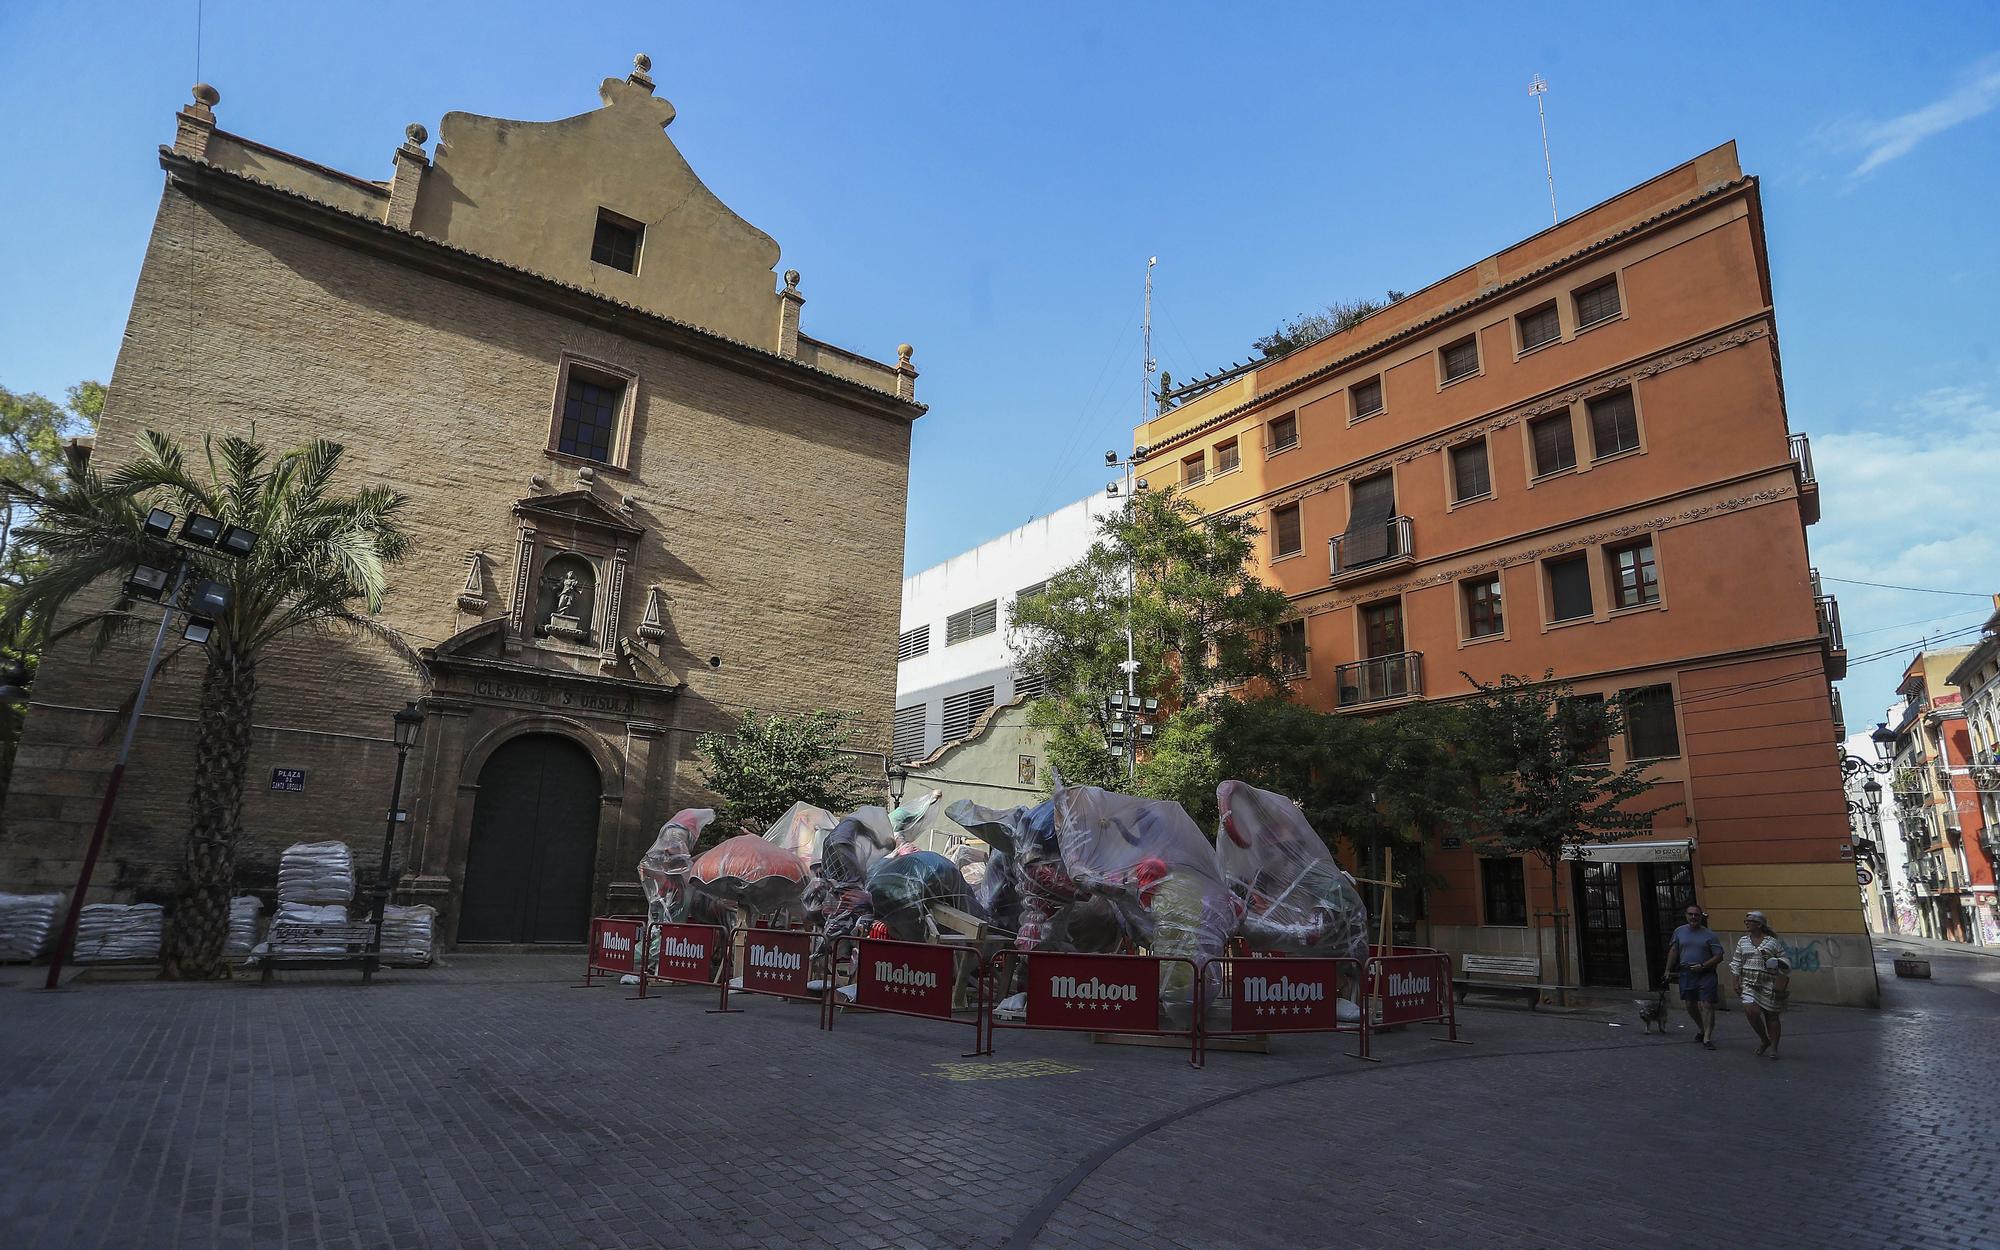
left=1664, top=903, right=1724, bottom=1049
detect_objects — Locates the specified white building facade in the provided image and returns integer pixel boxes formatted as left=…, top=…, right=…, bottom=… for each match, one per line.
left=895, top=494, right=1119, bottom=760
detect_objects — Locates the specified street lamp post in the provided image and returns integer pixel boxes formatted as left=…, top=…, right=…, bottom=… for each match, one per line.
left=43, top=508, right=255, bottom=990
left=885, top=759, right=909, bottom=808
left=368, top=701, right=426, bottom=974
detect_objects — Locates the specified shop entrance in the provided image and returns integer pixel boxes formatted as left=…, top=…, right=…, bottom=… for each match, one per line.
left=1638, top=861, right=1699, bottom=986
left=1572, top=860, right=1632, bottom=987
left=459, top=733, right=601, bottom=943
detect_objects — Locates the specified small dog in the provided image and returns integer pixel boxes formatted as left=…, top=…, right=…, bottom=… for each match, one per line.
left=1635, top=984, right=1670, bottom=1034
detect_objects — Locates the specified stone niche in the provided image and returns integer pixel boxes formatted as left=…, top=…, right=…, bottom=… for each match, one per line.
left=505, top=489, right=643, bottom=670
left=536, top=552, right=598, bottom=643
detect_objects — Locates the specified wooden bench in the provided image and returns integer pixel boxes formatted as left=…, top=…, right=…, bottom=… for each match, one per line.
left=1453, top=954, right=1550, bottom=1009
left=258, top=920, right=379, bottom=985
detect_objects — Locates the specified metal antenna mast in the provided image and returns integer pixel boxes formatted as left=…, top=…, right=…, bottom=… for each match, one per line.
left=1529, top=75, right=1557, bottom=225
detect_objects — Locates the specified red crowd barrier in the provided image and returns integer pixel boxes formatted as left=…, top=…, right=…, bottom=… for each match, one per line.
left=984, top=950, right=1205, bottom=1067
left=719, top=926, right=825, bottom=1013
left=823, top=936, right=985, bottom=1054
left=1208, top=954, right=1370, bottom=1059
left=631, top=921, right=731, bottom=1002
left=1366, top=950, right=1465, bottom=1045
left=580, top=916, right=647, bottom=991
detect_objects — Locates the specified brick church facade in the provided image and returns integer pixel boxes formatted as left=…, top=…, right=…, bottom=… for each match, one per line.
left=3, top=58, right=922, bottom=944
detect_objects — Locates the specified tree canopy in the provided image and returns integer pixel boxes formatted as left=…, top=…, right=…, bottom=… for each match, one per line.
left=695, top=710, right=871, bottom=838
left=1253, top=291, right=1409, bottom=359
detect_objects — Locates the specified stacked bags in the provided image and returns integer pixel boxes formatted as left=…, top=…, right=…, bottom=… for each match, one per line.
left=377, top=905, right=436, bottom=966
left=72, top=903, right=164, bottom=963
left=0, top=891, right=64, bottom=961
left=225, top=895, right=264, bottom=959
left=277, top=841, right=354, bottom=907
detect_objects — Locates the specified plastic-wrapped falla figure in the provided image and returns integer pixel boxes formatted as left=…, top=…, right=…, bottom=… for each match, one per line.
left=1215, top=780, right=1369, bottom=966
left=807, top=806, right=898, bottom=957
left=638, top=808, right=714, bottom=926
left=887, top=788, right=946, bottom=855
left=865, top=850, right=983, bottom=942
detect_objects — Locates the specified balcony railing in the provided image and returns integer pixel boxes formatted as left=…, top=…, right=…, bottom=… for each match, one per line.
left=1328, top=516, right=1414, bottom=583
left=1817, top=593, right=1846, bottom=678
left=1334, top=651, right=1424, bottom=708
left=1791, top=433, right=1820, bottom=524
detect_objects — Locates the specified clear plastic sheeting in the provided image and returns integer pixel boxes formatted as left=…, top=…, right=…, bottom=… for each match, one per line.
left=72, top=902, right=164, bottom=963
left=807, top=807, right=898, bottom=955
left=277, top=841, right=355, bottom=904
left=225, top=895, right=264, bottom=959
left=945, top=798, right=1120, bottom=955
left=638, top=808, right=714, bottom=924
left=1215, top=780, right=1369, bottom=964
left=761, top=802, right=837, bottom=863
left=689, top=835, right=811, bottom=917
left=1051, top=780, right=1236, bottom=1016
left=888, top=789, right=945, bottom=854
left=865, top=850, right=982, bottom=941
left=0, top=891, right=64, bottom=961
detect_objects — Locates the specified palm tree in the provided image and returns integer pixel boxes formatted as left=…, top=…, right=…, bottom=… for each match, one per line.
left=1, top=430, right=414, bottom=978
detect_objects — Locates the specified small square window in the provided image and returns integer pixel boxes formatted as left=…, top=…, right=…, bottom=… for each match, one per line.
left=1529, top=413, right=1577, bottom=478
left=1350, top=377, right=1384, bottom=420
left=1609, top=538, right=1660, bottom=609
left=1575, top=277, right=1622, bottom=327
left=1268, top=413, right=1298, bottom=452
left=1480, top=857, right=1527, bottom=927
left=1182, top=453, right=1206, bottom=485
left=558, top=373, right=625, bottom=464
left=1518, top=303, right=1561, bottom=351
left=1463, top=574, right=1504, bottom=638
left=1216, top=439, right=1240, bottom=474
left=1589, top=389, right=1640, bottom=459
left=1450, top=440, right=1491, bottom=503
left=1547, top=554, right=1592, bottom=622
left=1272, top=503, right=1302, bottom=558
left=1441, top=336, right=1480, bottom=383
left=591, top=209, right=643, bottom=274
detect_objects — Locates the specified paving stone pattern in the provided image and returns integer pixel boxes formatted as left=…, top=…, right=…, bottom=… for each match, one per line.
left=2, top=945, right=1995, bottom=1250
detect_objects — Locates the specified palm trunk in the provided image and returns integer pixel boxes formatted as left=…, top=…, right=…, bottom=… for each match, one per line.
left=162, top=650, right=258, bottom=979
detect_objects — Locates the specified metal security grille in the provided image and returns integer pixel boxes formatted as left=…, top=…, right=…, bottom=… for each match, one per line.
left=897, top=625, right=930, bottom=662
left=892, top=704, right=927, bottom=760
left=1575, top=278, right=1622, bottom=327
left=945, top=600, right=997, bottom=645
left=941, top=686, right=994, bottom=742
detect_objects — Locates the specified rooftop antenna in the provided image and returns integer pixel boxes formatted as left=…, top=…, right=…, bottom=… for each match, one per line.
left=1141, top=257, right=1158, bottom=425
left=1529, top=75, right=1557, bottom=225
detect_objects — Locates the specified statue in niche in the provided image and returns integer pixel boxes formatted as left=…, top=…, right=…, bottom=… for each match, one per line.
left=537, top=555, right=595, bottom=643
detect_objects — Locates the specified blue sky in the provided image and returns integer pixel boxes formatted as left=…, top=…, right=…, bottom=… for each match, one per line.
left=2, top=2, right=1995, bottom=726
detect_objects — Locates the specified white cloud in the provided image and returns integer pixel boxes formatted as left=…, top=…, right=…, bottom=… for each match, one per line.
left=1814, top=385, right=2000, bottom=725
left=1834, top=53, right=2000, bottom=177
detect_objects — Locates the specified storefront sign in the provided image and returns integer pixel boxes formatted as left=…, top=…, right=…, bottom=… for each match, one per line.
left=588, top=917, right=641, bottom=975
left=741, top=930, right=813, bottom=999
left=269, top=768, right=305, bottom=792
left=1229, top=958, right=1343, bottom=1032
left=652, top=923, right=720, bottom=985
left=853, top=938, right=957, bottom=1019
left=471, top=677, right=636, bottom=716
left=1026, top=952, right=1161, bottom=1032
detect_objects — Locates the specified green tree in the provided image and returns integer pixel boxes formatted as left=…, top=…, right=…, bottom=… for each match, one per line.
left=0, top=382, right=102, bottom=798
left=1, top=431, right=413, bottom=979
left=1253, top=290, right=1409, bottom=359
left=1451, top=672, right=1669, bottom=993
left=695, top=710, right=869, bottom=837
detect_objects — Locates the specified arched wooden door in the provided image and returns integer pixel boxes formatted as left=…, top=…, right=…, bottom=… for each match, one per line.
left=459, top=734, right=601, bottom=943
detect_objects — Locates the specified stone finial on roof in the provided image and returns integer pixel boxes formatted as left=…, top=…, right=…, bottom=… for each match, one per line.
left=629, top=52, right=655, bottom=92
left=777, top=269, right=805, bottom=358
left=897, top=343, right=914, bottom=365
left=895, top=344, right=918, bottom=402
left=192, top=83, right=219, bottom=110
left=176, top=84, right=220, bottom=158
left=403, top=122, right=429, bottom=150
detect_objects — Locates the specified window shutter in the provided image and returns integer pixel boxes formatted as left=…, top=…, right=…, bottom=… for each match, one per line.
left=945, top=601, right=997, bottom=645
left=1442, top=337, right=1480, bottom=381
left=1519, top=305, right=1560, bottom=350
left=1576, top=279, right=1622, bottom=326
left=942, top=686, right=995, bottom=742
left=1217, top=440, right=1240, bottom=474
left=1548, top=556, right=1592, bottom=621
left=1012, top=669, right=1047, bottom=701
left=1351, top=378, right=1383, bottom=418
left=1343, top=472, right=1397, bottom=564
left=1531, top=415, right=1577, bottom=476
left=1451, top=441, right=1490, bottom=501
left=1589, top=390, right=1639, bottom=458
left=1273, top=504, right=1302, bottom=557
left=897, top=625, right=930, bottom=661
left=892, top=704, right=927, bottom=760
left=1270, top=414, right=1298, bottom=450
left=971, top=600, right=997, bottom=637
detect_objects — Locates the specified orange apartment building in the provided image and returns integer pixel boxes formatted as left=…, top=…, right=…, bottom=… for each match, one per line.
left=1135, top=142, right=1875, bottom=1006
left=1892, top=646, right=1997, bottom=944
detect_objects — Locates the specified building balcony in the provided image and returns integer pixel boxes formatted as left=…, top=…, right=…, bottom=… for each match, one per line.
left=1790, top=432, right=1819, bottom=525
left=1328, top=516, right=1415, bottom=585
left=1334, top=651, right=1424, bottom=709
left=1817, top=592, right=1847, bottom=680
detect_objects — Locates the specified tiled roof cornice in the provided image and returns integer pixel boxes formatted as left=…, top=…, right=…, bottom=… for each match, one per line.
left=1144, top=176, right=1755, bottom=456
left=158, top=148, right=926, bottom=422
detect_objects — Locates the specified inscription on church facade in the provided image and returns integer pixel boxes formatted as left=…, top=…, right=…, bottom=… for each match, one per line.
left=471, top=677, right=636, bottom=717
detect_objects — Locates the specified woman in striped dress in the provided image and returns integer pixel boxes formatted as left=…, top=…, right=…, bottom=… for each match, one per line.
left=1729, top=910, right=1792, bottom=1058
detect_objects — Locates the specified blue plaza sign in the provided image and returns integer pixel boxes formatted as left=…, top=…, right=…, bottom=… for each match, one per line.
left=270, top=768, right=305, bottom=793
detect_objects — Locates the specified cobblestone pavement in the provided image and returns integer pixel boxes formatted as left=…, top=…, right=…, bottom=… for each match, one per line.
left=2, top=943, right=1995, bottom=1250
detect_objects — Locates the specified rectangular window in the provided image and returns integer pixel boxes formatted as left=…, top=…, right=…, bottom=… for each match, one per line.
left=945, top=600, right=998, bottom=645
left=1278, top=619, right=1308, bottom=675
left=558, top=373, right=625, bottom=464
left=1529, top=413, right=1577, bottom=477
left=1016, top=580, right=1049, bottom=606
left=941, top=686, right=995, bottom=742
left=591, top=209, right=643, bottom=273
left=1268, top=413, right=1299, bottom=453
left=1182, top=452, right=1206, bottom=485
left=1480, top=857, right=1528, bottom=926
left=1350, top=377, right=1384, bottom=420
left=1441, top=336, right=1480, bottom=382
left=1272, top=503, right=1302, bottom=558
left=1588, top=389, right=1640, bottom=459
left=1563, top=693, right=1610, bottom=764
left=896, top=625, right=930, bottom=662
left=1609, top=538, right=1660, bottom=609
left=1342, top=471, right=1397, bottom=566
left=892, top=704, right=926, bottom=761
left=1216, top=438, right=1240, bottom=474
left=1362, top=599, right=1404, bottom=658
left=1623, top=683, right=1680, bottom=759
left=1450, top=440, right=1491, bottom=503
left=1547, top=554, right=1592, bottom=622
left=1574, top=277, right=1622, bottom=327
left=1463, top=574, right=1504, bottom=638
left=1517, top=303, right=1561, bottom=351
left=1012, top=669, right=1047, bottom=701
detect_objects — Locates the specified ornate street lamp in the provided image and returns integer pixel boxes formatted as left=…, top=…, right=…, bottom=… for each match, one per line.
left=885, top=759, right=909, bottom=807
left=368, top=701, right=426, bottom=973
